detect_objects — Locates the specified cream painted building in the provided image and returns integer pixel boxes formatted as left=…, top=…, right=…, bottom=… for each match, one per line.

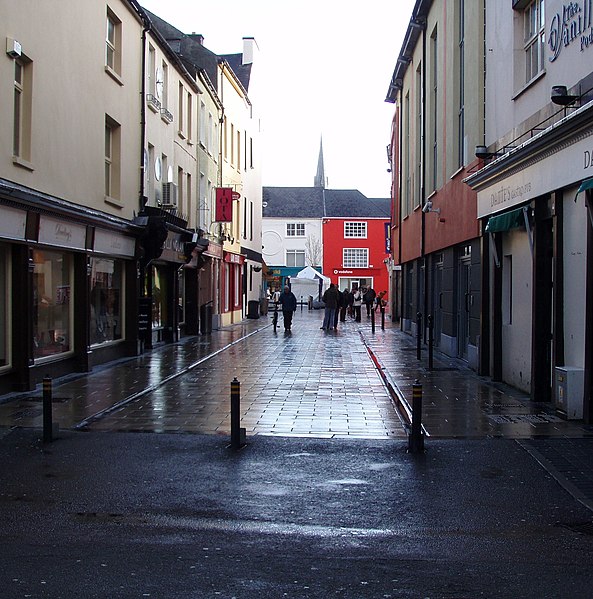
left=0, top=0, right=146, bottom=393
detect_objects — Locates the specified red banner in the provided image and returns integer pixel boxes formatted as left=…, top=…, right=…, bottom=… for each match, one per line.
left=215, top=187, right=233, bottom=222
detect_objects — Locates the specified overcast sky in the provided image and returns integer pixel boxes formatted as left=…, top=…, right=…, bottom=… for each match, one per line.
left=139, top=0, right=415, bottom=198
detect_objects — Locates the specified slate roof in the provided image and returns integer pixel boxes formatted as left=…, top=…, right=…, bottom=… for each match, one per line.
left=143, top=9, right=220, bottom=90
left=221, top=53, right=252, bottom=91
left=262, top=187, right=390, bottom=219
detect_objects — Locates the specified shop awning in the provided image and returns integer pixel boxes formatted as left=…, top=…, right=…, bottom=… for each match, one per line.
left=485, top=206, right=526, bottom=233
left=575, top=177, right=593, bottom=201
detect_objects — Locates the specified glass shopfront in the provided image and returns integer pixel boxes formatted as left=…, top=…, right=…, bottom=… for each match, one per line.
left=151, top=264, right=168, bottom=330
left=90, top=257, right=123, bottom=346
left=0, top=244, right=8, bottom=368
left=33, top=249, right=73, bottom=360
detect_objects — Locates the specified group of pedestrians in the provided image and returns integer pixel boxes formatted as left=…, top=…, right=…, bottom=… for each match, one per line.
left=320, top=284, right=387, bottom=331
left=269, top=284, right=387, bottom=333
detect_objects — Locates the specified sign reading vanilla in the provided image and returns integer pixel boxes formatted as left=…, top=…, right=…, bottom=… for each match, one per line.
left=549, top=0, right=593, bottom=61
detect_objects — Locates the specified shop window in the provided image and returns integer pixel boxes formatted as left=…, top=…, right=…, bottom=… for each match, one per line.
left=151, top=265, right=167, bottom=328
left=33, top=249, right=72, bottom=360
left=0, top=244, right=8, bottom=368
left=90, top=258, right=123, bottom=346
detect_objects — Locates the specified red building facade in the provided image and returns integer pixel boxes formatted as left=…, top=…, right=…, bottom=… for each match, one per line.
left=322, top=217, right=390, bottom=297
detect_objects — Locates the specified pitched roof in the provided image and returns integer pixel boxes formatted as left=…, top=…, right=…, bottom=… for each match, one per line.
left=263, top=187, right=324, bottom=218
left=263, top=187, right=390, bottom=219
left=143, top=9, right=220, bottom=90
left=221, top=53, right=252, bottom=91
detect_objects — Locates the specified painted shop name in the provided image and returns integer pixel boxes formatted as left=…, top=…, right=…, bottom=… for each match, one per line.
left=549, top=0, right=593, bottom=61
left=490, top=183, right=532, bottom=208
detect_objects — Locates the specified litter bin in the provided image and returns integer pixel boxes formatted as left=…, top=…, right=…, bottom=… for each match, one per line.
left=200, top=302, right=212, bottom=334
left=247, top=299, right=260, bottom=319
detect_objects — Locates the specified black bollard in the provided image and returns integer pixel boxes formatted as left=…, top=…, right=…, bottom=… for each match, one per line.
left=381, top=306, right=385, bottom=330
left=43, top=376, right=53, bottom=443
left=427, top=314, right=434, bottom=370
left=230, top=377, right=246, bottom=449
left=416, top=312, right=423, bottom=360
left=408, top=379, right=425, bottom=453
left=371, top=307, right=375, bottom=333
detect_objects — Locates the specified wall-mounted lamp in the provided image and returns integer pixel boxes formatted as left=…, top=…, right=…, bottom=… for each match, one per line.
left=475, top=145, right=516, bottom=160
left=551, top=85, right=579, bottom=106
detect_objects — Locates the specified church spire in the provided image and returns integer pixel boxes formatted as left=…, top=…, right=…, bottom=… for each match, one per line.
left=313, top=137, right=325, bottom=188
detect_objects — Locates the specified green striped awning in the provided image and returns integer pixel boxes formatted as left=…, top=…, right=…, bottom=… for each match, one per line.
left=485, top=206, right=526, bottom=233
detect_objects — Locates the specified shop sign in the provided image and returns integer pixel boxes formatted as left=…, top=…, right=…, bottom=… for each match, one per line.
left=224, top=251, right=245, bottom=265
left=334, top=269, right=354, bottom=274
left=549, top=0, right=593, bottom=61
left=138, top=297, right=151, bottom=341
left=215, top=188, right=233, bottom=222
left=0, top=206, right=26, bottom=240
left=204, top=241, right=223, bottom=259
left=39, top=216, right=86, bottom=250
left=477, top=132, right=593, bottom=218
left=159, top=231, right=185, bottom=263
left=94, top=229, right=135, bottom=257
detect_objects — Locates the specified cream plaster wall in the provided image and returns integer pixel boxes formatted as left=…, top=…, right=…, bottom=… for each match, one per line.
left=0, top=0, right=143, bottom=219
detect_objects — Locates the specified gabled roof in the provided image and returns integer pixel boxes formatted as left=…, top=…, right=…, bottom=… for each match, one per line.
left=262, top=187, right=390, bottom=219
left=221, top=53, right=252, bottom=91
left=143, top=8, right=219, bottom=90
left=324, top=190, right=390, bottom=218
left=263, top=187, right=324, bottom=218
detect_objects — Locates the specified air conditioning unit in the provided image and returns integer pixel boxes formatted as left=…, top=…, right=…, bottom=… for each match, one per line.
left=162, top=182, right=178, bottom=206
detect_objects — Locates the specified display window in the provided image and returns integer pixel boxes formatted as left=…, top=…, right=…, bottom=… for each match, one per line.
left=90, top=257, right=123, bottom=346
left=0, top=244, right=9, bottom=369
left=151, top=265, right=168, bottom=328
left=33, top=249, right=73, bottom=360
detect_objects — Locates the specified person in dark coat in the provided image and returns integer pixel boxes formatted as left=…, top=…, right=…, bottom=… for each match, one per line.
left=363, top=287, right=376, bottom=317
left=278, top=285, right=297, bottom=332
left=321, top=283, right=340, bottom=330
left=339, top=288, right=349, bottom=322
left=333, top=288, right=343, bottom=329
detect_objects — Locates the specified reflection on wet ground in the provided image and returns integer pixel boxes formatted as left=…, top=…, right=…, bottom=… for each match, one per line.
left=0, top=309, right=590, bottom=439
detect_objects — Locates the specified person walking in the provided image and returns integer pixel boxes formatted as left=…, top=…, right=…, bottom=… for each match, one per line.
left=278, top=285, right=297, bottom=332
left=339, top=288, right=349, bottom=322
left=321, top=283, right=340, bottom=330
left=333, top=287, right=343, bottom=329
left=352, top=286, right=362, bottom=322
left=363, top=286, right=376, bottom=317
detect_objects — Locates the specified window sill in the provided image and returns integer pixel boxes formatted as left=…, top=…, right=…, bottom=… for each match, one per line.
left=512, top=69, right=546, bottom=101
left=177, top=130, right=186, bottom=140
left=12, top=156, right=34, bottom=171
left=104, top=195, right=124, bottom=209
left=105, top=65, right=124, bottom=86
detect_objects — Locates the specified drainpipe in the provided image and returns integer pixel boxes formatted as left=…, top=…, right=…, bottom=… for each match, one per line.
left=420, top=20, right=428, bottom=340
left=130, top=0, right=150, bottom=212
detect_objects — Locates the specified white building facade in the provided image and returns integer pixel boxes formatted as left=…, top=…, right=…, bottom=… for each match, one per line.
left=465, top=0, right=593, bottom=420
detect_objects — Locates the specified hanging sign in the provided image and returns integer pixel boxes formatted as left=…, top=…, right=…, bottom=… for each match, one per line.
left=215, top=187, right=233, bottom=222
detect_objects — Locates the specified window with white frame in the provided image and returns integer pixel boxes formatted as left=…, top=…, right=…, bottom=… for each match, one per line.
left=286, top=250, right=306, bottom=267
left=344, top=222, right=367, bottom=238
left=343, top=248, right=368, bottom=269
left=523, top=0, right=545, bottom=83
left=13, top=57, right=33, bottom=165
left=105, top=115, right=121, bottom=200
left=286, top=223, right=305, bottom=237
left=105, top=8, right=121, bottom=76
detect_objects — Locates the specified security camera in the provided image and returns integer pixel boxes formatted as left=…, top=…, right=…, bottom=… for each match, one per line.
left=422, top=201, right=432, bottom=213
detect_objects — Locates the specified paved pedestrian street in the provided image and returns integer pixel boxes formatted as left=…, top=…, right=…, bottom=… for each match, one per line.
left=0, top=308, right=591, bottom=441
left=77, top=310, right=408, bottom=438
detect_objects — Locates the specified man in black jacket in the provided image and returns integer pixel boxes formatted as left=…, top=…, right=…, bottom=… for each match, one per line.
left=278, top=285, right=297, bottom=332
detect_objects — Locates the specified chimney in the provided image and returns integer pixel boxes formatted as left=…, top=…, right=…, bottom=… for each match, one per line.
left=242, top=36, right=258, bottom=65
left=189, top=33, right=204, bottom=45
